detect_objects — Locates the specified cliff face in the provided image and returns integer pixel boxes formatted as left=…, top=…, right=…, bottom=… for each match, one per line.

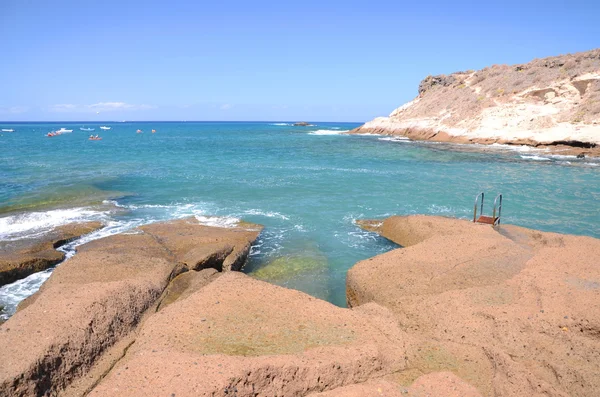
left=353, top=49, right=600, bottom=149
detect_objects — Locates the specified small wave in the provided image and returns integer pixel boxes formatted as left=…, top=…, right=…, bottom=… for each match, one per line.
left=194, top=215, right=240, bottom=228
left=585, top=162, right=599, bottom=167
left=242, top=209, right=289, bottom=220
left=549, top=154, right=577, bottom=160
left=0, top=207, right=111, bottom=241
left=520, top=155, right=551, bottom=161
left=490, top=143, right=540, bottom=152
left=269, top=123, right=291, bottom=126
left=308, top=130, right=349, bottom=136
left=378, top=136, right=411, bottom=142
left=428, top=204, right=459, bottom=214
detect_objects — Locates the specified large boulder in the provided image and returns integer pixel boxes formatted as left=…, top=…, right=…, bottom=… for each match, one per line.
left=0, top=221, right=103, bottom=286
left=349, top=215, right=600, bottom=396
left=0, top=217, right=262, bottom=397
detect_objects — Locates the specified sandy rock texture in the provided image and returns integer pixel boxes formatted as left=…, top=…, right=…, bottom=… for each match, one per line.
left=309, top=372, right=482, bottom=397
left=0, top=221, right=104, bottom=286
left=351, top=49, right=600, bottom=155
left=0, top=217, right=262, bottom=397
left=87, top=273, right=409, bottom=396
left=349, top=215, right=600, bottom=396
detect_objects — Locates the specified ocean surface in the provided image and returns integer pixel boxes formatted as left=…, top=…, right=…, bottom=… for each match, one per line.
left=1, top=121, right=599, bottom=319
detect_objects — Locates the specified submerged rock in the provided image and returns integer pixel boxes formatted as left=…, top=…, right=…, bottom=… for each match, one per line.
left=0, top=221, right=104, bottom=286
left=251, top=254, right=328, bottom=282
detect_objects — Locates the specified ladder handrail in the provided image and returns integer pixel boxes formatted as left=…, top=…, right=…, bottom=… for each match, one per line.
left=492, top=194, right=503, bottom=225
left=473, top=192, right=484, bottom=222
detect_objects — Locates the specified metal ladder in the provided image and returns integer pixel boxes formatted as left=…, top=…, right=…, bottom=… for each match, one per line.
left=473, top=192, right=503, bottom=225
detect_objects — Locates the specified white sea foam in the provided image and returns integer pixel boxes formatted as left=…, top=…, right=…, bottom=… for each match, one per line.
left=269, top=123, right=291, bottom=126
left=585, top=162, right=599, bottom=167
left=0, top=269, right=53, bottom=320
left=520, top=155, right=551, bottom=161
left=0, top=207, right=111, bottom=241
left=308, top=130, right=349, bottom=135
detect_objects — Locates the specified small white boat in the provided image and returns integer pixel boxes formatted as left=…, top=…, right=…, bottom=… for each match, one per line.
left=80, top=127, right=95, bottom=132
left=100, top=126, right=111, bottom=130
left=57, top=128, right=73, bottom=133
left=1, top=129, right=14, bottom=132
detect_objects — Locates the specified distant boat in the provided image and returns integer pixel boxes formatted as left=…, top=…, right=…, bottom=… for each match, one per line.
left=1, top=129, right=14, bottom=132
left=136, top=129, right=143, bottom=133
left=80, top=127, right=95, bottom=132
left=57, top=128, right=73, bottom=133
left=151, top=129, right=156, bottom=133
left=100, top=126, right=111, bottom=130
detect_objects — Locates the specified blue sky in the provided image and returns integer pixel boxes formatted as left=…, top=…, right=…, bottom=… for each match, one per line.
left=1, top=0, right=599, bottom=122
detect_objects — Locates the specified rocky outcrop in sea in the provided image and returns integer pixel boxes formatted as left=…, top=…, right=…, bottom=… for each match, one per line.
left=351, top=49, right=600, bottom=156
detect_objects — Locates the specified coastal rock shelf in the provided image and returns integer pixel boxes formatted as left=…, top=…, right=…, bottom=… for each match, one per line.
left=351, top=49, right=600, bottom=156
left=349, top=215, right=600, bottom=396
left=2, top=215, right=599, bottom=396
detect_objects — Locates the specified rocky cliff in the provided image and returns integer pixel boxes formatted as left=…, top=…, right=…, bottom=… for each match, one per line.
left=352, top=49, right=600, bottom=154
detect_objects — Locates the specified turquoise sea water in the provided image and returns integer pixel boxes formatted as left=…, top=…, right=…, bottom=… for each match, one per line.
left=1, top=121, right=599, bottom=316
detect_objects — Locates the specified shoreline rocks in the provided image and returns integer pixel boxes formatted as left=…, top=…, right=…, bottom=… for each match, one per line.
left=2, top=214, right=599, bottom=395
left=0, top=217, right=262, bottom=397
left=0, top=221, right=104, bottom=286
left=349, top=215, right=600, bottom=396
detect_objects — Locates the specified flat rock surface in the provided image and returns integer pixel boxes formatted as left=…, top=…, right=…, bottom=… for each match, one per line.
left=0, top=217, right=262, bottom=397
left=0, top=221, right=103, bottom=286
left=349, top=215, right=600, bottom=396
left=88, top=272, right=408, bottom=396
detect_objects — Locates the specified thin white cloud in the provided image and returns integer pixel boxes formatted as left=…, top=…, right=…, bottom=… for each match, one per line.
left=220, top=104, right=232, bottom=110
left=0, top=106, right=29, bottom=114
left=48, top=102, right=156, bottom=113
left=87, top=102, right=156, bottom=111
left=48, top=104, right=78, bottom=112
